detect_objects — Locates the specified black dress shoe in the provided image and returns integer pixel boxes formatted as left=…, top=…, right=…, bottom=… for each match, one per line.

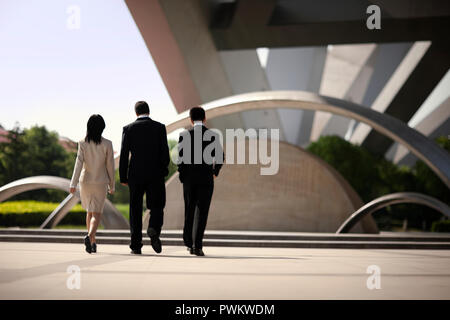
left=150, top=236, right=162, bottom=254
left=84, top=236, right=92, bottom=254
left=187, top=247, right=194, bottom=255
left=91, top=243, right=97, bottom=253
left=130, top=249, right=142, bottom=254
left=147, top=228, right=162, bottom=254
left=194, top=248, right=205, bottom=256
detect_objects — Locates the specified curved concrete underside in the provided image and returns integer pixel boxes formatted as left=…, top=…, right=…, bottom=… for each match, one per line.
left=166, top=91, right=450, bottom=189
left=336, top=192, right=450, bottom=233
left=0, top=176, right=129, bottom=229
left=159, top=140, right=378, bottom=233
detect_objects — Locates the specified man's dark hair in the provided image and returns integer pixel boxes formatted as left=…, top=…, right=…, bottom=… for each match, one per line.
left=189, top=107, right=206, bottom=122
left=135, top=101, right=150, bottom=115
left=85, top=114, right=105, bottom=145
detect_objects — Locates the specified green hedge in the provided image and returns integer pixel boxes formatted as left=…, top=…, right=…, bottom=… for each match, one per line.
left=431, top=220, right=450, bottom=233
left=0, top=201, right=86, bottom=227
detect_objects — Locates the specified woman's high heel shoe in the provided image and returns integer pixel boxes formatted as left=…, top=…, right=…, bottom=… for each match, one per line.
left=92, top=243, right=97, bottom=253
left=84, top=235, right=92, bottom=254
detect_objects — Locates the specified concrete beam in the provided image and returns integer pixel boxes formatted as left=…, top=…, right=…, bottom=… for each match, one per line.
left=311, top=44, right=376, bottom=141
left=125, top=0, right=201, bottom=113
left=361, top=42, right=450, bottom=155
left=315, top=43, right=414, bottom=141
left=265, top=47, right=326, bottom=146
left=388, top=97, right=450, bottom=165
left=230, top=0, right=276, bottom=27
left=158, top=0, right=233, bottom=104
left=211, top=16, right=450, bottom=50
left=350, top=41, right=431, bottom=145
left=218, top=49, right=284, bottom=140
left=125, top=0, right=233, bottom=112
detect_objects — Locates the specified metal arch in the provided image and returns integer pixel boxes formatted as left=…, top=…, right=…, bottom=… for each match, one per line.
left=166, top=91, right=450, bottom=189
left=0, top=176, right=129, bottom=229
left=40, top=193, right=81, bottom=228
left=336, top=192, right=450, bottom=233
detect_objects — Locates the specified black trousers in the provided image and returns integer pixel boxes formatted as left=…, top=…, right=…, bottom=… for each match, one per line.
left=182, top=182, right=214, bottom=249
left=128, top=178, right=166, bottom=250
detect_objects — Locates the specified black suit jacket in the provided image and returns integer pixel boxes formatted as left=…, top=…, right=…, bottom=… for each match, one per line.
left=177, top=125, right=224, bottom=185
left=119, top=117, right=170, bottom=184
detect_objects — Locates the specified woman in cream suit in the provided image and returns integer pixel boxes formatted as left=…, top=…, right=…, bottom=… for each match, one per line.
left=70, top=114, right=115, bottom=254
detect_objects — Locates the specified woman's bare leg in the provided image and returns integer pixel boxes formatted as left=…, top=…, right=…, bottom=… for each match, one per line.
left=86, top=212, right=92, bottom=233
left=88, top=212, right=101, bottom=244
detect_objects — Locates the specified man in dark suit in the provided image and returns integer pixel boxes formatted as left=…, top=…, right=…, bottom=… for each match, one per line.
left=177, top=107, right=224, bottom=256
left=119, top=101, right=170, bottom=254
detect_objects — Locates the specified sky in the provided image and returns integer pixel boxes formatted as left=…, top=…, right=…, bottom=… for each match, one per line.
left=0, top=0, right=178, bottom=150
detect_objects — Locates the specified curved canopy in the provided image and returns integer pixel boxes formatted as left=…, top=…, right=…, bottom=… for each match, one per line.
left=166, top=91, right=450, bottom=188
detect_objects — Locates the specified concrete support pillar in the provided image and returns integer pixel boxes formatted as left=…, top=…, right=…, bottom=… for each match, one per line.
left=350, top=41, right=431, bottom=145
left=125, top=0, right=233, bottom=113
left=217, top=49, right=285, bottom=140
left=311, top=44, right=375, bottom=141
left=318, top=43, right=413, bottom=140
left=265, top=47, right=327, bottom=146
left=386, top=94, right=450, bottom=165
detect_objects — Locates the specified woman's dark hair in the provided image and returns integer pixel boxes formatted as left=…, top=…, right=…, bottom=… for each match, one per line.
left=85, top=114, right=105, bottom=144
left=189, top=107, right=206, bottom=121
left=135, top=101, right=150, bottom=115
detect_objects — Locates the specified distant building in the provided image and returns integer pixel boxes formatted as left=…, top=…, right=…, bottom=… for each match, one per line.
left=0, top=128, right=8, bottom=143
left=57, top=137, right=77, bottom=153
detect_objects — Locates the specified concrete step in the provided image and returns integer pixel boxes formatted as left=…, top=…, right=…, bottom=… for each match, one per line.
left=0, top=229, right=450, bottom=249
left=1, top=228, right=450, bottom=242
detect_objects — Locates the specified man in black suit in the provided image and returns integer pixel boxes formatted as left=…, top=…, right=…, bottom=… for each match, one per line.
left=119, top=101, right=170, bottom=254
left=177, top=107, right=224, bottom=256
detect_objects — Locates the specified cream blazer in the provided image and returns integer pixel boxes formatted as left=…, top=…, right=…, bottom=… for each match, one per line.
left=70, top=137, right=115, bottom=191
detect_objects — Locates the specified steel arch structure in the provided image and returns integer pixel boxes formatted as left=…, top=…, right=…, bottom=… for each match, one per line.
left=166, top=91, right=450, bottom=189
left=0, top=176, right=129, bottom=229
left=336, top=192, right=450, bottom=233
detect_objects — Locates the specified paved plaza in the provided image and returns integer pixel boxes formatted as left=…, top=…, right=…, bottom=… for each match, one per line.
left=0, top=242, right=449, bottom=299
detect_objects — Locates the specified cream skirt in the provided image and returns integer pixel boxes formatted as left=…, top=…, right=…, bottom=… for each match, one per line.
left=79, top=182, right=108, bottom=213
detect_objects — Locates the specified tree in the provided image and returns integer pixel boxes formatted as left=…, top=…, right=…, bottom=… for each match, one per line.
left=306, top=135, right=449, bottom=231
left=167, top=139, right=178, bottom=182
left=410, top=136, right=450, bottom=229
left=413, top=136, right=450, bottom=202
left=0, top=125, right=74, bottom=201
left=0, top=125, right=180, bottom=204
left=108, top=170, right=130, bottom=204
left=0, top=125, right=27, bottom=186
